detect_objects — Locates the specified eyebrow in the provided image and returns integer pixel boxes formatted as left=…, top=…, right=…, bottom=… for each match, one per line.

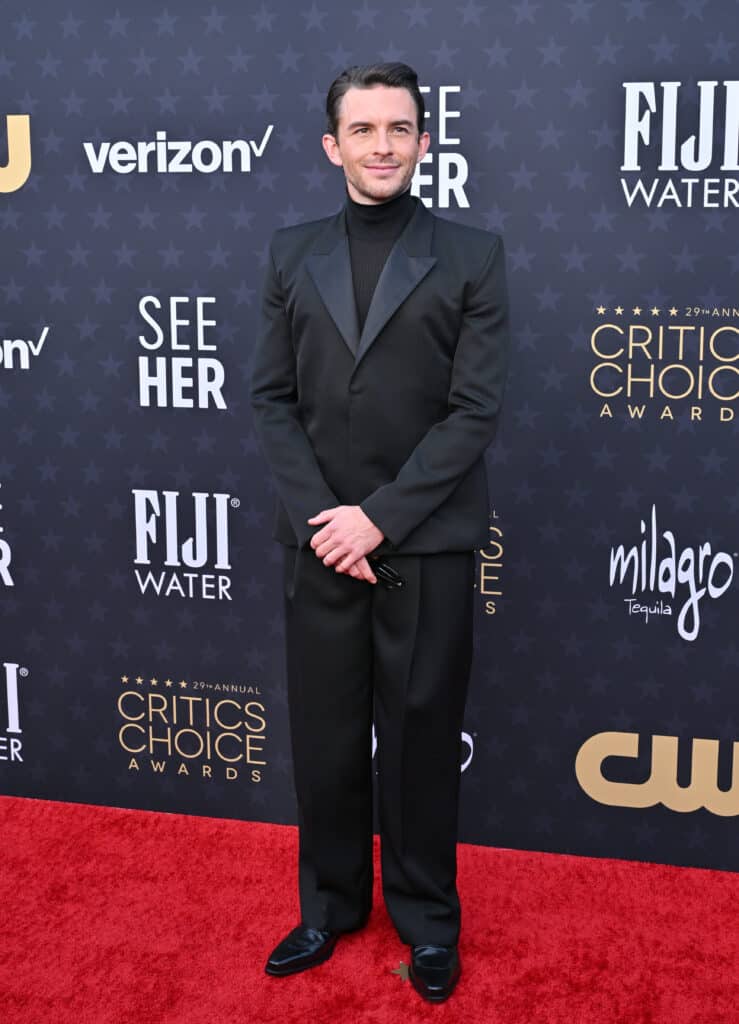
left=345, top=119, right=416, bottom=130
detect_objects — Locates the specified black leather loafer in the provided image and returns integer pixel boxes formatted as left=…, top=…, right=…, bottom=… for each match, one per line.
left=408, top=944, right=461, bottom=1002
left=264, top=924, right=338, bottom=977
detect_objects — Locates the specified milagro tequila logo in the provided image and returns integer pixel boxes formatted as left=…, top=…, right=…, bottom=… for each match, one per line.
left=133, top=490, right=238, bottom=600
left=2, top=662, right=25, bottom=762
left=609, top=505, right=734, bottom=641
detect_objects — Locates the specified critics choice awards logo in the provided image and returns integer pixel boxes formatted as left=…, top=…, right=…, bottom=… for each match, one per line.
left=137, top=295, right=226, bottom=410
left=476, top=511, right=503, bottom=617
left=589, top=303, right=739, bottom=425
left=117, top=674, right=266, bottom=782
left=132, top=489, right=238, bottom=601
left=608, top=504, right=734, bottom=642
left=621, top=80, right=739, bottom=209
left=1, top=661, right=26, bottom=764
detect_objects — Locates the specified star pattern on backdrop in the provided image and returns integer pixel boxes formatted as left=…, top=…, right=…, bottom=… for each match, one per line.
left=0, top=0, right=734, bottom=870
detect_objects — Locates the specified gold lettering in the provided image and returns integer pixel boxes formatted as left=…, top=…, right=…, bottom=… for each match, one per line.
left=0, top=115, right=32, bottom=193
left=213, top=698, right=241, bottom=730
left=591, top=323, right=624, bottom=359
left=119, top=722, right=146, bottom=754
left=245, top=734, right=267, bottom=765
left=709, top=325, right=739, bottom=362
left=658, top=364, right=694, bottom=400
left=214, top=731, right=243, bottom=763
left=245, top=701, right=267, bottom=733
left=148, top=692, right=169, bottom=723
left=576, top=731, right=739, bottom=816
left=627, top=323, right=653, bottom=359
left=118, top=690, right=145, bottom=721
left=708, top=365, right=739, bottom=401
left=591, top=363, right=622, bottom=398
left=479, top=563, right=501, bottom=595
left=626, top=363, right=655, bottom=397
left=480, top=525, right=503, bottom=561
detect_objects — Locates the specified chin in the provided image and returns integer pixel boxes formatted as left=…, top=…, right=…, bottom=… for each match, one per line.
left=358, top=179, right=408, bottom=203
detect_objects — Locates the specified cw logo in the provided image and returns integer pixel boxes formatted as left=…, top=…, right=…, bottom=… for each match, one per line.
left=0, top=115, right=31, bottom=193
left=576, top=731, right=739, bottom=817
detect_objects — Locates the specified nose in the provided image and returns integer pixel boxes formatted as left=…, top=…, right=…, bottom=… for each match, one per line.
left=373, top=129, right=394, bottom=154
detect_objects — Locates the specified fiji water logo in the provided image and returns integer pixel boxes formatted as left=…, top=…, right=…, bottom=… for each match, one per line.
left=609, top=504, right=734, bottom=642
left=132, top=489, right=236, bottom=601
left=2, top=661, right=25, bottom=762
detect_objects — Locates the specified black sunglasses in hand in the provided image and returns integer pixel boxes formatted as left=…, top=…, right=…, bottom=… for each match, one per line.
left=367, top=556, right=406, bottom=589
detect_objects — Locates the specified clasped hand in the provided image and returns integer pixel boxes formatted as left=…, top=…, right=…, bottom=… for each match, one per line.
left=307, top=505, right=384, bottom=584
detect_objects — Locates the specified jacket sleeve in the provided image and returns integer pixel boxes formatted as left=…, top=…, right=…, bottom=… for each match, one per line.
left=359, top=235, right=509, bottom=548
left=249, top=236, right=340, bottom=549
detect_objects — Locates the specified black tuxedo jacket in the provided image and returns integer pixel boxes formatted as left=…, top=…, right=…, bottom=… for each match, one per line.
left=250, top=195, right=509, bottom=555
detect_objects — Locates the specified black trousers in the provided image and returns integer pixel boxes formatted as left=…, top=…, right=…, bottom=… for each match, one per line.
left=282, top=544, right=475, bottom=946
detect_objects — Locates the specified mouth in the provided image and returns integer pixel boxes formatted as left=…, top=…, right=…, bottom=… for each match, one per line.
left=364, top=165, right=400, bottom=174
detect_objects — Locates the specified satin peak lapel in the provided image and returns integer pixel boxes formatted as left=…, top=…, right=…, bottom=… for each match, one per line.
left=306, top=232, right=360, bottom=357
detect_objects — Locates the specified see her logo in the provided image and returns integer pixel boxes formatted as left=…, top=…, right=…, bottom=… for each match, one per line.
left=0, top=115, right=31, bottom=194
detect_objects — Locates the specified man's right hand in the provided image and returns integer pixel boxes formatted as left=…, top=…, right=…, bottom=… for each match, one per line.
left=344, top=556, right=377, bottom=584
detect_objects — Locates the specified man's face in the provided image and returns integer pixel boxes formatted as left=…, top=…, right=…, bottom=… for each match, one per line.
left=322, top=84, right=430, bottom=204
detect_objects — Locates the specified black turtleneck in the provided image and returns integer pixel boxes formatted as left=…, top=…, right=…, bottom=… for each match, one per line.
left=345, top=188, right=416, bottom=334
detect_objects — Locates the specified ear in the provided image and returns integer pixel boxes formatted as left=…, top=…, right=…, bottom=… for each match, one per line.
left=322, top=133, right=343, bottom=168
left=417, top=131, right=431, bottom=163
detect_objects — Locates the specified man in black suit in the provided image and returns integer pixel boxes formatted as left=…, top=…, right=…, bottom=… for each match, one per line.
left=250, top=62, right=508, bottom=1002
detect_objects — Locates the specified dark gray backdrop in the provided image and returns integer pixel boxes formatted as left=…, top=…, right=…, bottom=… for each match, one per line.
left=1, top=0, right=737, bottom=872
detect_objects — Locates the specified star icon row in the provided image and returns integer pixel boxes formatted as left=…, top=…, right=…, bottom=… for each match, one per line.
left=120, top=674, right=188, bottom=687
left=595, top=305, right=680, bottom=316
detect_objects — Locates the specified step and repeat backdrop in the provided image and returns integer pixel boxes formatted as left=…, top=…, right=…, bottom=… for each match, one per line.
left=1, top=1, right=737, bottom=872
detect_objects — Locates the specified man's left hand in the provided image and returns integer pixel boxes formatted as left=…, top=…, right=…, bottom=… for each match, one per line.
left=307, top=505, right=384, bottom=572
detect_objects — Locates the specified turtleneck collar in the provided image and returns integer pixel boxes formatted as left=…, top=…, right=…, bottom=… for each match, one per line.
left=344, top=187, right=417, bottom=241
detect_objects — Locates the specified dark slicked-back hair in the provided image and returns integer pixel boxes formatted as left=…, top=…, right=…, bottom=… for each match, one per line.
left=325, top=62, right=426, bottom=137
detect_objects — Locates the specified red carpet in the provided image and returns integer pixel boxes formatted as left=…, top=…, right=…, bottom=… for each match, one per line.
left=0, top=795, right=736, bottom=1023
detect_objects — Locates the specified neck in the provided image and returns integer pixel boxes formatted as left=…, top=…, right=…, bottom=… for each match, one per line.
left=344, top=187, right=416, bottom=240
